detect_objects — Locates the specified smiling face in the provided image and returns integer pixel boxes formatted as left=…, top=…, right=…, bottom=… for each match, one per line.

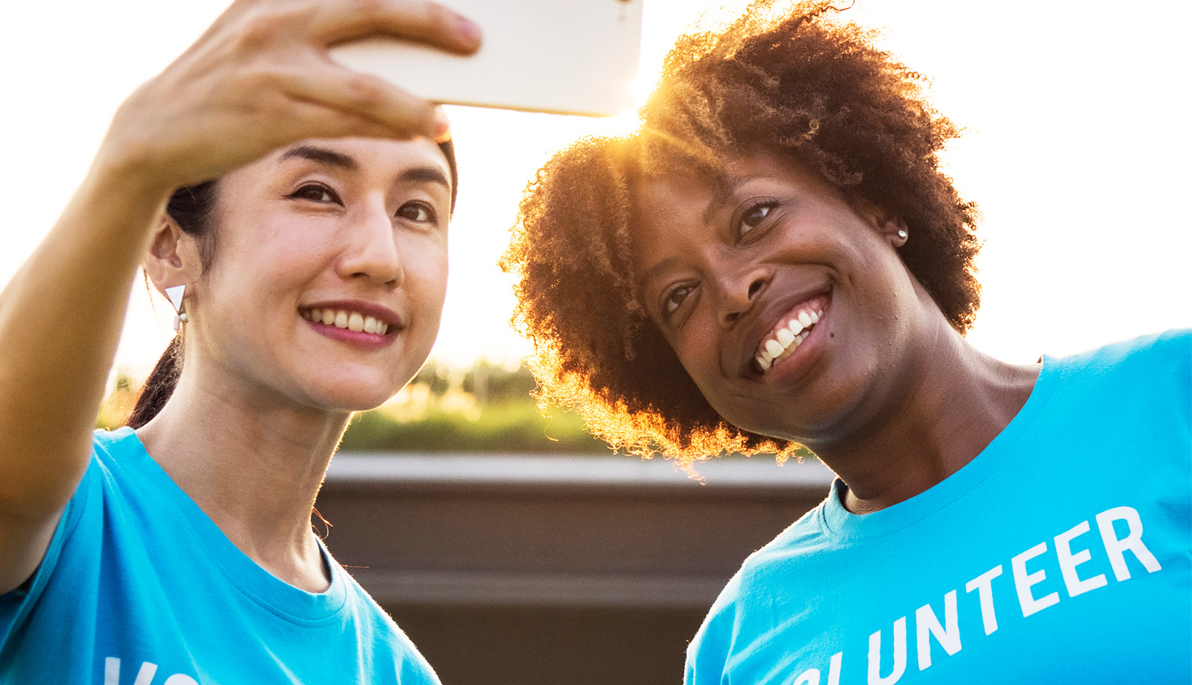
left=633, top=151, right=938, bottom=445
left=181, top=137, right=451, bottom=412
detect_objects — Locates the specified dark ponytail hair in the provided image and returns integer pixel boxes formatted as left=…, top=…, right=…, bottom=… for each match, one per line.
left=125, top=141, right=459, bottom=429
left=126, top=180, right=219, bottom=429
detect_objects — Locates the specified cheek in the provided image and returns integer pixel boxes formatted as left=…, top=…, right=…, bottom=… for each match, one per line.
left=671, top=315, right=725, bottom=392
left=404, top=237, right=449, bottom=318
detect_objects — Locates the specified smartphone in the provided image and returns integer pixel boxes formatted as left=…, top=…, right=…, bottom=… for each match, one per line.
left=329, top=0, right=643, bottom=117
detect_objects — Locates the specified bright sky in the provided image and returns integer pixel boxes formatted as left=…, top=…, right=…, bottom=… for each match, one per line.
left=2, top=0, right=1189, bottom=380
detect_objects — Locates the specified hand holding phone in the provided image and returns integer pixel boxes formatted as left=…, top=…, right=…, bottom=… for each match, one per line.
left=330, top=0, right=643, bottom=117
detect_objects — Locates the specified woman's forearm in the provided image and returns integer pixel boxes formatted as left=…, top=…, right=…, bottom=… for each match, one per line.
left=0, top=152, right=169, bottom=520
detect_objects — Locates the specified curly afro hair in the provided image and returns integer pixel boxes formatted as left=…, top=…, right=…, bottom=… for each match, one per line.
left=501, top=0, right=981, bottom=467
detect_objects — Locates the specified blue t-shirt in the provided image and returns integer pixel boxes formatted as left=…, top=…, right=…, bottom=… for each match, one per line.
left=0, top=428, right=440, bottom=684
left=686, top=331, right=1192, bottom=685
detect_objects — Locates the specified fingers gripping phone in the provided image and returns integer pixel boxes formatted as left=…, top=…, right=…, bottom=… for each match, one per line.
left=330, top=0, right=644, bottom=117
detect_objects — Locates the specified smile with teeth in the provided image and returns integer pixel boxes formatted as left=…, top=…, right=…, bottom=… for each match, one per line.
left=755, top=304, right=824, bottom=373
left=300, top=308, right=391, bottom=335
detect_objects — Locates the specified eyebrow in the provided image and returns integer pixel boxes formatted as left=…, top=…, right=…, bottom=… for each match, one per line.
left=278, top=145, right=450, bottom=193
left=398, top=166, right=451, bottom=192
left=280, top=145, right=359, bottom=171
left=702, top=175, right=747, bottom=225
left=639, top=256, right=681, bottom=295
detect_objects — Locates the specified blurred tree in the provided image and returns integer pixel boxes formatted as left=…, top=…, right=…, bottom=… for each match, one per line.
left=97, top=362, right=611, bottom=454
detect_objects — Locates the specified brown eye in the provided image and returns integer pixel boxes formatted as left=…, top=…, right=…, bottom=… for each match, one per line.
left=290, top=184, right=339, bottom=204
left=397, top=202, right=436, bottom=224
left=739, top=202, right=776, bottom=236
left=664, top=285, right=693, bottom=316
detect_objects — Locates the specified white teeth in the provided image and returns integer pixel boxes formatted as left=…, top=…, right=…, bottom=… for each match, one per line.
left=810, top=311, right=820, bottom=324
left=305, top=308, right=391, bottom=334
left=764, top=339, right=784, bottom=358
left=759, top=320, right=818, bottom=374
left=789, top=319, right=804, bottom=336
left=797, top=311, right=812, bottom=327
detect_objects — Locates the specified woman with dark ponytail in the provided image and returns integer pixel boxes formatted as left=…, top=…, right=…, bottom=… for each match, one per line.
left=0, top=0, right=477, bottom=682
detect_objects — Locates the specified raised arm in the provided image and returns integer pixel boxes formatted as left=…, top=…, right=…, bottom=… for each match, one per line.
left=0, top=0, right=480, bottom=594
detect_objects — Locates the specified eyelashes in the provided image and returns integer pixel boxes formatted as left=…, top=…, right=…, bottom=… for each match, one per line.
left=290, top=183, right=341, bottom=204
left=737, top=200, right=779, bottom=240
left=662, top=284, right=695, bottom=319
left=396, top=201, right=438, bottom=225
left=289, top=184, right=440, bottom=226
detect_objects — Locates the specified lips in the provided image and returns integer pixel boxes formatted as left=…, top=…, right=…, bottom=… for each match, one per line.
left=298, top=300, right=403, bottom=344
left=301, top=306, right=392, bottom=335
left=752, top=292, right=830, bottom=374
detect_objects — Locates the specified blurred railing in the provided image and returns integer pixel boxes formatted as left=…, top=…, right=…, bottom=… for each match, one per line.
left=316, top=454, right=834, bottom=685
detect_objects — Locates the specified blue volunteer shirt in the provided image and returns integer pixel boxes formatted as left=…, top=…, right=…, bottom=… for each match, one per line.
left=687, top=331, right=1192, bottom=685
left=0, top=428, right=440, bottom=684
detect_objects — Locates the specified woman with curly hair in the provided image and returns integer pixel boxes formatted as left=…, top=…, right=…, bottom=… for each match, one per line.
left=503, top=1, right=1190, bottom=682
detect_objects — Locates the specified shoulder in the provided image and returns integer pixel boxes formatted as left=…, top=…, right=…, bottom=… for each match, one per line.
left=337, top=571, right=441, bottom=684
left=1028, top=330, right=1190, bottom=472
left=1051, top=330, right=1190, bottom=386
left=91, top=426, right=142, bottom=464
left=1042, top=330, right=1190, bottom=416
left=686, top=501, right=832, bottom=681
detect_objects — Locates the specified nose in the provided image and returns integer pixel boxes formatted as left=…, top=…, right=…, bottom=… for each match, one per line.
left=718, top=266, right=769, bottom=327
left=337, top=199, right=404, bottom=288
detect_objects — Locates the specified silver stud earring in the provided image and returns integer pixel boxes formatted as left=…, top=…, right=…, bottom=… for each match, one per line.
left=165, top=285, right=188, bottom=331
left=897, top=229, right=908, bottom=240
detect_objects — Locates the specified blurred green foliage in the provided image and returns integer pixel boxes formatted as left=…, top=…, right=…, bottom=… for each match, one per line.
left=96, top=374, right=137, bottom=430
left=99, top=361, right=613, bottom=454
left=340, top=400, right=610, bottom=454
left=341, top=360, right=611, bottom=454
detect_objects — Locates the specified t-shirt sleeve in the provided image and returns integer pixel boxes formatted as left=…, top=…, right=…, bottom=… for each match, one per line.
left=685, top=574, right=747, bottom=685
left=0, top=452, right=102, bottom=648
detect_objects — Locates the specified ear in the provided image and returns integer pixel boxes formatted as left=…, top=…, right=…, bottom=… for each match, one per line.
left=852, top=198, right=909, bottom=248
left=142, top=214, right=204, bottom=302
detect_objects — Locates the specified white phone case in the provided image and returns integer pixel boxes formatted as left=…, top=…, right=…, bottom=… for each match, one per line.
left=330, top=0, right=644, bottom=117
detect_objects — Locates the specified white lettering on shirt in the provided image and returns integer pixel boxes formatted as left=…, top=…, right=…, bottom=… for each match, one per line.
left=1096, top=506, right=1163, bottom=581
left=915, top=590, right=961, bottom=670
left=867, top=616, right=907, bottom=685
left=1054, top=520, right=1108, bottom=597
left=784, top=504, right=1164, bottom=684
left=102, top=657, right=197, bottom=685
left=964, top=565, right=1003, bottom=635
left=104, top=658, right=121, bottom=685
left=827, top=651, right=842, bottom=685
left=793, top=650, right=842, bottom=685
left=1011, top=541, right=1061, bottom=617
left=792, top=668, right=820, bottom=685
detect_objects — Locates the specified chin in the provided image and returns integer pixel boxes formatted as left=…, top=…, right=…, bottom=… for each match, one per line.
left=298, top=377, right=403, bottom=413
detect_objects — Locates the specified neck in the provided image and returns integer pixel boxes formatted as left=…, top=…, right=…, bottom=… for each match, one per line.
left=136, top=360, right=351, bottom=592
left=809, top=315, right=1039, bottom=516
